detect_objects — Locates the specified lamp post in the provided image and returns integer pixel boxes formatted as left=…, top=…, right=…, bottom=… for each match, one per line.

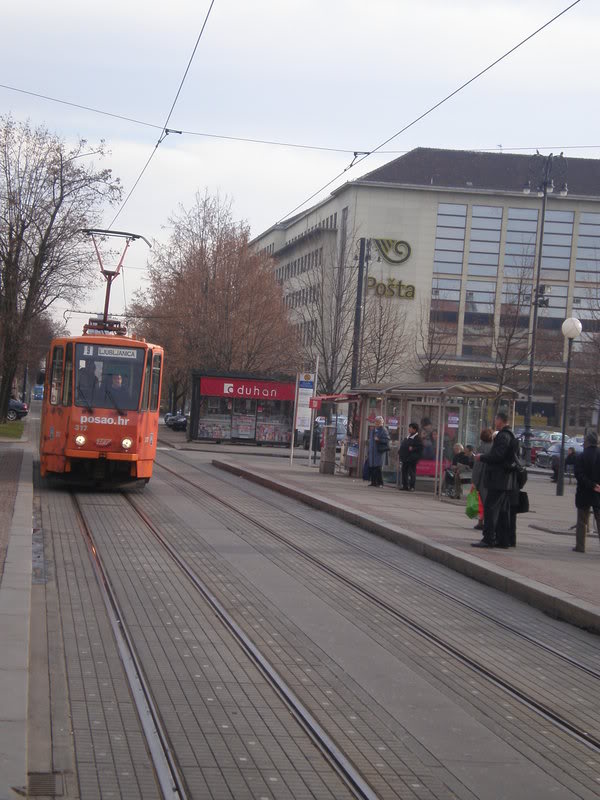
left=523, top=153, right=556, bottom=466
left=556, top=316, right=582, bottom=497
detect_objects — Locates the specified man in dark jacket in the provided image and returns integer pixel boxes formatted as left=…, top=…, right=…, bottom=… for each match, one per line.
left=573, top=431, right=600, bottom=553
left=399, top=422, right=423, bottom=491
left=472, top=412, right=518, bottom=548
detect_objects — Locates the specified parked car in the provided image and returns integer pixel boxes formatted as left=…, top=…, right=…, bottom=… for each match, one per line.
left=536, top=441, right=582, bottom=470
left=171, top=413, right=188, bottom=432
left=32, top=385, right=44, bottom=400
left=302, top=419, right=347, bottom=450
left=7, top=398, right=29, bottom=421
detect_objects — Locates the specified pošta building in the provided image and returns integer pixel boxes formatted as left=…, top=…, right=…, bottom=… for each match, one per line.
left=252, top=148, right=600, bottom=432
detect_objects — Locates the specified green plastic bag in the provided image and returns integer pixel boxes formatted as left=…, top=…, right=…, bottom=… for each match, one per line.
left=465, top=487, right=479, bottom=519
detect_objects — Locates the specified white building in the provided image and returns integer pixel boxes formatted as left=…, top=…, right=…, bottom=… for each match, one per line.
left=252, top=148, right=600, bottom=429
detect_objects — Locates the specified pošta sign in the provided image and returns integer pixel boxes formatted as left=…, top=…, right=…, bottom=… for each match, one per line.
left=367, top=276, right=415, bottom=299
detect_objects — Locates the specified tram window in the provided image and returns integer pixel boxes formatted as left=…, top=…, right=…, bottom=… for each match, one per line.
left=150, top=353, right=162, bottom=411
left=141, top=350, right=152, bottom=411
left=49, top=347, right=64, bottom=406
left=62, top=343, right=73, bottom=406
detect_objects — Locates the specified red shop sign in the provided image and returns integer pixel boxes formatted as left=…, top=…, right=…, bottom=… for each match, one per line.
left=309, top=397, right=322, bottom=410
left=200, top=376, right=296, bottom=401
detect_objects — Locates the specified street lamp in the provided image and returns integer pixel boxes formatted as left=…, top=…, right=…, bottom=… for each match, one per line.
left=522, top=152, right=567, bottom=465
left=556, top=316, right=582, bottom=497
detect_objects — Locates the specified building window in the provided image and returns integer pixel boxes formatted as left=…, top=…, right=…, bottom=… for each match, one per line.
left=503, top=208, right=538, bottom=278
left=576, top=211, right=600, bottom=282
left=468, top=206, right=502, bottom=278
left=434, top=203, right=467, bottom=275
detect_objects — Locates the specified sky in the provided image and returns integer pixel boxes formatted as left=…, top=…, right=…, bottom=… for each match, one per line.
left=2, top=0, right=599, bottom=334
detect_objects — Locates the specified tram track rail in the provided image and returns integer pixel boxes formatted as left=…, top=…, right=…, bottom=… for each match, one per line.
left=72, top=487, right=380, bottom=800
left=153, top=454, right=600, bottom=755
left=70, top=490, right=187, bottom=800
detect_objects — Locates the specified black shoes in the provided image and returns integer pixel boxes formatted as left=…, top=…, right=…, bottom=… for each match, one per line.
left=473, top=521, right=484, bottom=530
left=471, top=539, right=495, bottom=548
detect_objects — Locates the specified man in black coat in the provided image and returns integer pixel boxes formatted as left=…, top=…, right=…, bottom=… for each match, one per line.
left=399, top=422, right=423, bottom=491
left=573, top=431, right=600, bottom=553
left=472, top=412, right=518, bottom=548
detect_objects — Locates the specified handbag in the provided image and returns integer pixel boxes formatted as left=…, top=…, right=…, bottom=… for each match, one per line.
left=516, top=490, right=529, bottom=514
left=465, top=487, right=479, bottom=519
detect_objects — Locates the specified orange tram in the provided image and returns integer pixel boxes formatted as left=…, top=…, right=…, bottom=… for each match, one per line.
left=39, top=320, right=163, bottom=484
left=39, top=228, right=163, bottom=485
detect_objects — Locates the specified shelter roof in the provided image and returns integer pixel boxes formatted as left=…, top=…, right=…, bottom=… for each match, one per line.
left=353, top=380, right=519, bottom=398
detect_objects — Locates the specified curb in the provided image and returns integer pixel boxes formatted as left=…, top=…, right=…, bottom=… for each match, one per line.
left=212, top=459, right=600, bottom=636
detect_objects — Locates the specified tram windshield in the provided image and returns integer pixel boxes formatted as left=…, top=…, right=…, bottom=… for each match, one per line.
left=74, top=343, right=145, bottom=412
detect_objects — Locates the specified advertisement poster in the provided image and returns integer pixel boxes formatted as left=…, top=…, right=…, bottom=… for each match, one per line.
left=295, top=372, right=315, bottom=431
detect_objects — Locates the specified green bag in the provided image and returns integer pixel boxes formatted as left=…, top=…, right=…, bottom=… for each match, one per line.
left=465, top=487, right=479, bottom=519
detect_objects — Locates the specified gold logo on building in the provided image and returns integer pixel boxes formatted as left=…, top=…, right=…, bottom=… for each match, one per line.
left=374, top=239, right=411, bottom=264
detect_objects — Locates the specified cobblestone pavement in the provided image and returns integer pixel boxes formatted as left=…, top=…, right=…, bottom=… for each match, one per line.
left=0, top=447, right=23, bottom=582
left=149, top=458, right=600, bottom=797
left=35, top=443, right=600, bottom=800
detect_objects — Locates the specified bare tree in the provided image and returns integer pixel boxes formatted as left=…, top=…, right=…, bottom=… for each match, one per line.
left=129, top=192, right=301, bottom=408
left=359, top=293, right=409, bottom=384
left=413, top=297, right=454, bottom=381
left=292, top=234, right=359, bottom=394
left=0, top=116, right=121, bottom=420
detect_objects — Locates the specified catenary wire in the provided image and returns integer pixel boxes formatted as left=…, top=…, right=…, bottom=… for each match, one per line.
left=3, top=82, right=600, bottom=157
left=108, top=0, right=216, bottom=228
left=278, top=0, right=583, bottom=222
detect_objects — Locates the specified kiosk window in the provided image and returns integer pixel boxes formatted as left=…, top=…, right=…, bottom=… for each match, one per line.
left=50, top=347, right=64, bottom=406
left=150, top=353, right=161, bottom=411
left=62, top=343, right=73, bottom=406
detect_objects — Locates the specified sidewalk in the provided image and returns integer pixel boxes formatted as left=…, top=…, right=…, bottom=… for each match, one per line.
left=213, top=456, right=600, bottom=634
left=0, top=443, right=33, bottom=799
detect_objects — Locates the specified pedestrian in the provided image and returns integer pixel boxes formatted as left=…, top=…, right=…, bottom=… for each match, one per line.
left=421, top=417, right=435, bottom=459
left=451, top=443, right=471, bottom=499
left=368, top=416, right=390, bottom=487
left=399, top=422, right=423, bottom=491
left=573, top=431, right=600, bottom=553
left=472, top=412, right=519, bottom=548
left=551, top=446, right=577, bottom=482
left=471, top=428, right=493, bottom=532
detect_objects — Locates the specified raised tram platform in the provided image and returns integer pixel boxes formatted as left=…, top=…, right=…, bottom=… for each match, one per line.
left=2, top=415, right=600, bottom=799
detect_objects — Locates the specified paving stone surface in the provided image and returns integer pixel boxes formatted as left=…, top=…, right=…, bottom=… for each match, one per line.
left=0, top=447, right=23, bottom=581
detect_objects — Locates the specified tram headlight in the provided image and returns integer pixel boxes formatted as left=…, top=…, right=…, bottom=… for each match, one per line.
left=75, top=435, right=86, bottom=447
left=121, top=437, right=133, bottom=450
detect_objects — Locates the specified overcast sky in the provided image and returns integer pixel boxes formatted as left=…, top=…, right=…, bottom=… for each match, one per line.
left=2, top=0, right=598, bottom=333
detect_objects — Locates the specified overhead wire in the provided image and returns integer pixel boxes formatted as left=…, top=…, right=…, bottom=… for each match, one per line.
left=3, top=81, right=600, bottom=157
left=108, top=0, right=216, bottom=228
left=277, top=0, right=583, bottom=222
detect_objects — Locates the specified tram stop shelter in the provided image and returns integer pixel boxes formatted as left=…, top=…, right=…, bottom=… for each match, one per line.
left=343, top=381, right=520, bottom=498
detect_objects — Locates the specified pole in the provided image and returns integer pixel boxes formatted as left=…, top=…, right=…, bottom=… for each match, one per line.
left=523, top=154, right=553, bottom=466
left=289, top=372, right=300, bottom=466
left=21, top=363, right=28, bottom=403
left=556, top=337, right=573, bottom=497
left=308, top=355, right=319, bottom=467
left=350, top=238, right=366, bottom=389
left=357, top=239, right=371, bottom=386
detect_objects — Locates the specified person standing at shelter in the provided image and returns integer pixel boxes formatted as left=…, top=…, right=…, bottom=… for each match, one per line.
left=368, top=416, right=390, bottom=487
left=573, top=431, right=600, bottom=553
left=472, top=412, right=518, bottom=548
left=471, top=428, right=493, bottom=532
left=399, top=422, right=423, bottom=491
